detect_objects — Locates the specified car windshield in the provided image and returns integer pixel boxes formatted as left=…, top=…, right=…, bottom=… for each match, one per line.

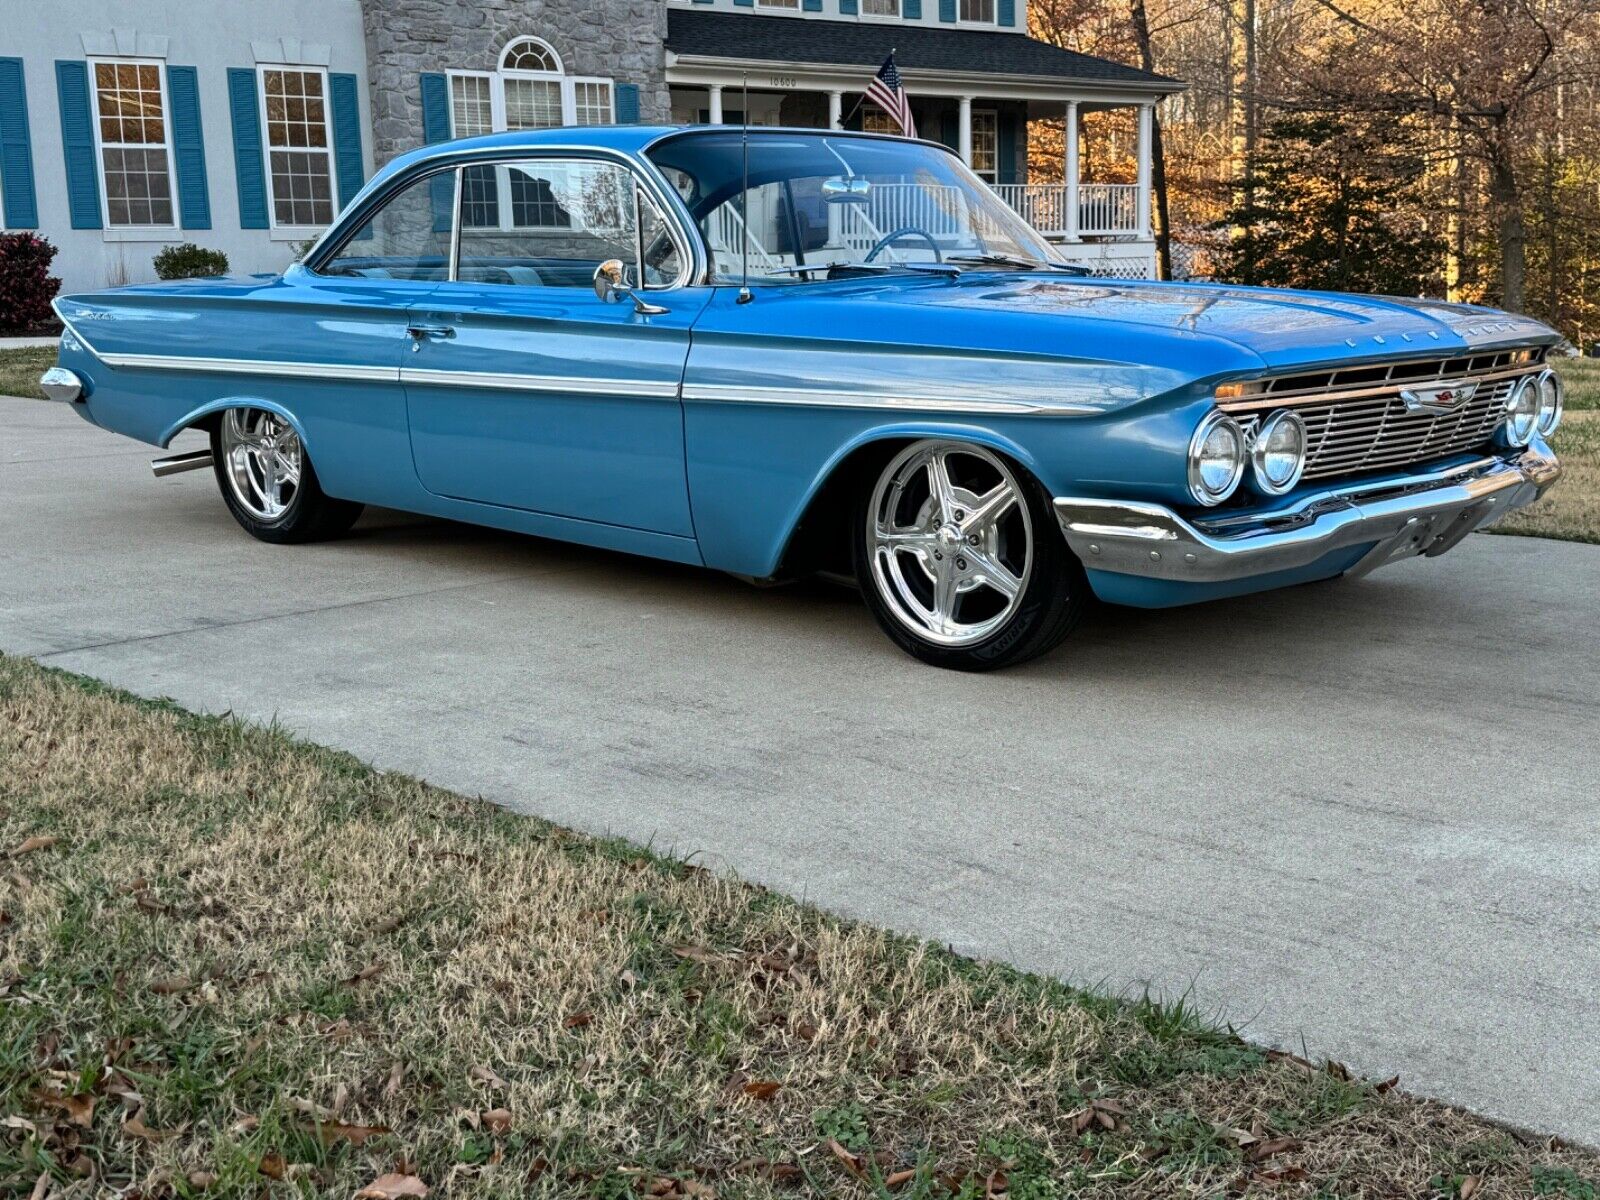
left=646, top=130, right=1060, bottom=283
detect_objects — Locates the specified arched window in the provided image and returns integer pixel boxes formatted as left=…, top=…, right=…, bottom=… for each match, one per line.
left=447, top=35, right=614, bottom=138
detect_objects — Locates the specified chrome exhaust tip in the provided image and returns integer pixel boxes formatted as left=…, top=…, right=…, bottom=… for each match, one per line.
left=151, top=450, right=214, bottom=478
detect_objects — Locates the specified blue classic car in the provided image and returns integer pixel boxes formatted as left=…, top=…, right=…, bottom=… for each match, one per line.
left=43, top=125, right=1564, bottom=669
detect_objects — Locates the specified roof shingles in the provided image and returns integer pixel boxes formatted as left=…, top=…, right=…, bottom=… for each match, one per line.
left=666, top=8, right=1179, bottom=88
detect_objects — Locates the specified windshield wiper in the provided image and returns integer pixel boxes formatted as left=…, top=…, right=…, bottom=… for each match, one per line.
left=765, top=262, right=892, bottom=278
left=946, top=254, right=1091, bottom=275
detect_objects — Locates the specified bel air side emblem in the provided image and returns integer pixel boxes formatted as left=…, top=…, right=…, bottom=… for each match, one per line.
left=1400, top=380, right=1478, bottom=415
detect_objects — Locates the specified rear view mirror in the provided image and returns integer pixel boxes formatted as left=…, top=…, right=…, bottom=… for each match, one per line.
left=822, top=176, right=872, bottom=204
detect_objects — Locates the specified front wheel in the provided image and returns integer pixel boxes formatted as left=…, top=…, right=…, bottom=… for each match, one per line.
left=210, top=408, right=363, bottom=544
left=853, top=440, right=1088, bottom=670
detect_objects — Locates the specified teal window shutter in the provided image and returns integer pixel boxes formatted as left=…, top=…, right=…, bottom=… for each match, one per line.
left=165, top=66, right=211, bottom=230
left=613, top=83, right=640, bottom=124
left=55, top=60, right=101, bottom=230
left=938, top=113, right=958, bottom=150
left=0, top=58, right=38, bottom=228
left=328, top=72, right=364, bottom=210
left=998, top=0, right=1016, bottom=24
left=803, top=0, right=823, bottom=9
left=939, top=0, right=956, bottom=19
left=998, top=112, right=1017, bottom=183
left=420, top=73, right=449, bottom=143
left=733, top=0, right=755, bottom=7
left=905, top=0, right=923, bottom=16
left=840, top=0, right=859, bottom=13
left=226, top=68, right=268, bottom=228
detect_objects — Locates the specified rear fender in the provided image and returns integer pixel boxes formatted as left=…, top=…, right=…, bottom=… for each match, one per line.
left=159, top=397, right=311, bottom=454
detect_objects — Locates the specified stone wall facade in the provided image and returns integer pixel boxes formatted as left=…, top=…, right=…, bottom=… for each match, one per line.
left=360, top=0, right=670, bottom=166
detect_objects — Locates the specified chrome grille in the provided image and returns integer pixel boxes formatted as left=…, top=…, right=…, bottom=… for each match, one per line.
left=1226, top=365, right=1538, bottom=484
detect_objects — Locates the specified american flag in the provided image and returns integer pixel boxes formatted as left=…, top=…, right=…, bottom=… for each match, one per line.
left=864, top=52, right=917, bottom=138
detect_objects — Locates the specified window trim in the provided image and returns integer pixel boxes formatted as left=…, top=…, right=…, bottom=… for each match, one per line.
left=308, top=150, right=695, bottom=293
left=87, top=55, right=179, bottom=235
left=859, top=0, right=902, bottom=20
left=754, top=0, right=802, bottom=9
left=256, top=62, right=336, bottom=235
left=970, top=107, right=999, bottom=180
left=445, top=68, right=616, bottom=140
left=957, top=0, right=1000, bottom=25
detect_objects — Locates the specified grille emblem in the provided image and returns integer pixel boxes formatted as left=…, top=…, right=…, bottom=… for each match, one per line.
left=1399, top=380, right=1479, bottom=415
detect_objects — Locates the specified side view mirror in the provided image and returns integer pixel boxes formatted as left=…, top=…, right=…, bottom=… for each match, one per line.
left=594, top=259, right=668, bottom=315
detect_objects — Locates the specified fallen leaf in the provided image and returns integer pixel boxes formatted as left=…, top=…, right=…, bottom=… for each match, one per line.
left=28, top=1172, right=49, bottom=1200
left=148, top=976, right=195, bottom=996
left=133, top=891, right=172, bottom=916
left=742, top=1079, right=781, bottom=1101
left=482, top=1109, right=512, bottom=1135
left=1258, top=1165, right=1310, bottom=1184
left=3, top=1115, right=38, bottom=1135
left=826, top=1139, right=864, bottom=1179
left=1460, top=1177, right=1480, bottom=1200
left=671, top=945, right=723, bottom=964
left=42, top=1092, right=95, bottom=1129
left=794, top=1019, right=819, bottom=1043
left=371, top=914, right=409, bottom=936
left=187, top=1171, right=217, bottom=1189
left=305, top=1120, right=390, bottom=1146
left=355, top=1173, right=430, bottom=1199
left=229, top=1115, right=260, bottom=1135
left=681, top=1182, right=714, bottom=1198
left=470, top=1065, right=508, bottom=1090
left=618, top=969, right=639, bottom=988
left=563, top=1011, right=593, bottom=1029
left=122, top=1107, right=179, bottom=1141
left=384, top=1063, right=406, bottom=1100
left=1376, top=1075, right=1400, bottom=1094
left=343, top=961, right=386, bottom=986
left=258, top=1153, right=286, bottom=1180
left=884, top=1168, right=917, bottom=1189
left=9, top=836, right=58, bottom=858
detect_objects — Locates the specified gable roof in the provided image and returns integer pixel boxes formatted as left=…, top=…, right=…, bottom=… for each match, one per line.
left=666, top=8, right=1180, bottom=90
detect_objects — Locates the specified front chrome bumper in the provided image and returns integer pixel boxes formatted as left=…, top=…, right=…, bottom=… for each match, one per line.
left=1054, top=446, right=1561, bottom=584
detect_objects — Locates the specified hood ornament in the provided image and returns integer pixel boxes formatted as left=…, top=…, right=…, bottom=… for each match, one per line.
left=1400, top=380, right=1478, bottom=415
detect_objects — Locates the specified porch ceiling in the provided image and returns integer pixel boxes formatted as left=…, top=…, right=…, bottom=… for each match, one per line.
left=665, top=9, right=1184, bottom=101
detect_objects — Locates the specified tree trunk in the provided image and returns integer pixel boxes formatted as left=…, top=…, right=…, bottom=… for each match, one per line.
left=1488, top=147, right=1527, bottom=313
left=1128, top=0, right=1173, bottom=279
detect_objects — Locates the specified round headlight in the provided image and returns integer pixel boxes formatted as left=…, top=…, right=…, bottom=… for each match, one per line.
left=1535, top=368, right=1563, bottom=437
left=1502, top=376, right=1540, bottom=447
left=1250, top=410, right=1306, bottom=496
left=1188, top=412, right=1245, bottom=506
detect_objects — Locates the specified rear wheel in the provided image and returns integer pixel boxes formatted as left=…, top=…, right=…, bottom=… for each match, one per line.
left=853, top=439, right=1087, bottom=670
left=211, top=407, right=362, bottom=544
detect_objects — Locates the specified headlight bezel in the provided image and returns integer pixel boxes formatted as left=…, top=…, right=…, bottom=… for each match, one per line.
left=1501, top=375, right=1541, bottom=448
left=1249, top=410, right=1307, bottom=496
left=1534, top=367, right=1563, bottom=438
left=1187, top=411, right=1246, bottom=507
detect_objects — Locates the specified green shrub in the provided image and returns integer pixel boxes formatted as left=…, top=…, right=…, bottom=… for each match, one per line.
left=0, top=233, right=62, bottom=333
left=153, top=243, right=230, bottom=280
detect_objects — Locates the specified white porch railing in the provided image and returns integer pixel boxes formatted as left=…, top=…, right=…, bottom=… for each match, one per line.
left=992, top=183, right=1144, bottom=239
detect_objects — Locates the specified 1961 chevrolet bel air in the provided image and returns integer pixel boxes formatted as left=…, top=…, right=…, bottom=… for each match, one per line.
left=43, top=125, right=1564, bottom=669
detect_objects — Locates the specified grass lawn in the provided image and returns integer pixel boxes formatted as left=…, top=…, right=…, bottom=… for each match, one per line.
left=0, top=346, right=55, bottom=401
left=2, top=655, right=1597, bottom=1198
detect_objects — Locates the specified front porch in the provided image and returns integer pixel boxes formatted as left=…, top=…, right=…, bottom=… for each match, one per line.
left=664, top=9, right=1183, bottom=278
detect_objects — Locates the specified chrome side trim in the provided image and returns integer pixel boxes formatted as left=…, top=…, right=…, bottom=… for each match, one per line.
left=1055, top=444, right=1561, bottom=584
left=402, top=368, right=680, bottom=398
left=682, top=381, right=1096, bottom=416
left=97, top=352, right=400, bottom=383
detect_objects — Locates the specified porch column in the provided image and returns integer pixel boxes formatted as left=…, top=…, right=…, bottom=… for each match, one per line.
left=1136, top=101, right=1153, bottom=239
left=1063, top=100, right=1080, bottom=243
left=708, top=84, right=724, bottom=125
left=958, top=95, right=973, bottom=164
left=827, top=89, right=843, bottom=130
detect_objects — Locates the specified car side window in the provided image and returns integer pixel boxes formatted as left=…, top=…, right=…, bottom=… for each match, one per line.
left=456, top=159, right=682, bottom=289
left=322, top=171, right=457, bottom=282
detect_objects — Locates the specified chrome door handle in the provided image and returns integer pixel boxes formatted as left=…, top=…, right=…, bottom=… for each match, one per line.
left=406, top=324, right=456, bottom=347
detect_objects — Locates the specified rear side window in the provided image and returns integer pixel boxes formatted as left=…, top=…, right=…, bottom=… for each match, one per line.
left=321, top=171, right=458, bottom=282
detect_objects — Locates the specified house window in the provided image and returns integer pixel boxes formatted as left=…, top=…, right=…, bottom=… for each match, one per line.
left=862, top=110, right=899, bottom=134
left=960, top=0, right=996, bottom=20
left=971, top=110, right=997, bottom=179
left=862, top=0, right=901, bottom=14
left=91, top=60, right=175, bottom=227
left=261, top=67, right=335, bottom=228
left=755, top=0, right=801, bottom=8
left=447, top=36, right=614, bottom=139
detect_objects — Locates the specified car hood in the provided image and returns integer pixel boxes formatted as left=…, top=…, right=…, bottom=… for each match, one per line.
left=897, top=275, right=1560, bottom=371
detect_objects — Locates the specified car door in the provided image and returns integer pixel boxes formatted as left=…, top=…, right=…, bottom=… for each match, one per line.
left=402, top=154, right=708, bottom=538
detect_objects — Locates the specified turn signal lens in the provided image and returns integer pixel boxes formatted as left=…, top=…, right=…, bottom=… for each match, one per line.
left=1535, top=368, right=1563, bottom=437
left=1188, top=412, right=1245, bottom=506
left=1250, top=411, right=1306, bottom=495
left=1502, top=377, right=1540, bottom=448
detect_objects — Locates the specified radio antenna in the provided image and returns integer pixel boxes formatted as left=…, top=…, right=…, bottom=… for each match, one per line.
left=737, top=72, right=753, bottom=303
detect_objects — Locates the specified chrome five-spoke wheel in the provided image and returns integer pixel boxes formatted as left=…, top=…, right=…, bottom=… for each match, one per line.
left=221, top=407, right=303, bottom=522
left=855, top=439, right=1087, bottom=670
left=209, top=407, right=362, bottom=544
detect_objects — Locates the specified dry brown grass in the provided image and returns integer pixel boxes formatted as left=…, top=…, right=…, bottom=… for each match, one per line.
left=0, top=346, right=54, bottom=400
left=2, top=660, right=1598, bottom=1199
left=1493, top=360, right=1600, bottom=545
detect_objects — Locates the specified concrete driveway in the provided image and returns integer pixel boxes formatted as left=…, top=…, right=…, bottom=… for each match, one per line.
left=4, top=393, right=1598, bottom=1145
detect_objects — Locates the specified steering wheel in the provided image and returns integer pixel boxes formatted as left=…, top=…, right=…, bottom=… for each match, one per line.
left=864, top=227, right=942, bottom=264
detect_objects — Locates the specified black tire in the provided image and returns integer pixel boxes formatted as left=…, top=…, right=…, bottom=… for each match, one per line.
left=852, top=440, right=1089, bottom=671
left=209, top=414, right=363, bottom=545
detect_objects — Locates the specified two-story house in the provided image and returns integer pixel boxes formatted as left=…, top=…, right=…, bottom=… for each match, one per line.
left=1, top=0, right=1180, bottom=295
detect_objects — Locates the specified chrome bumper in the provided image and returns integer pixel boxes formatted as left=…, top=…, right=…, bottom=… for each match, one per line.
left=39, top=367, right=84, bottom=403
left=1054, top=446, right=1561, bottom=584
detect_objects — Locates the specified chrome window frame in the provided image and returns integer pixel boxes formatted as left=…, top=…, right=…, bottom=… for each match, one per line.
left=305, top=145, right=702, bottom=291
